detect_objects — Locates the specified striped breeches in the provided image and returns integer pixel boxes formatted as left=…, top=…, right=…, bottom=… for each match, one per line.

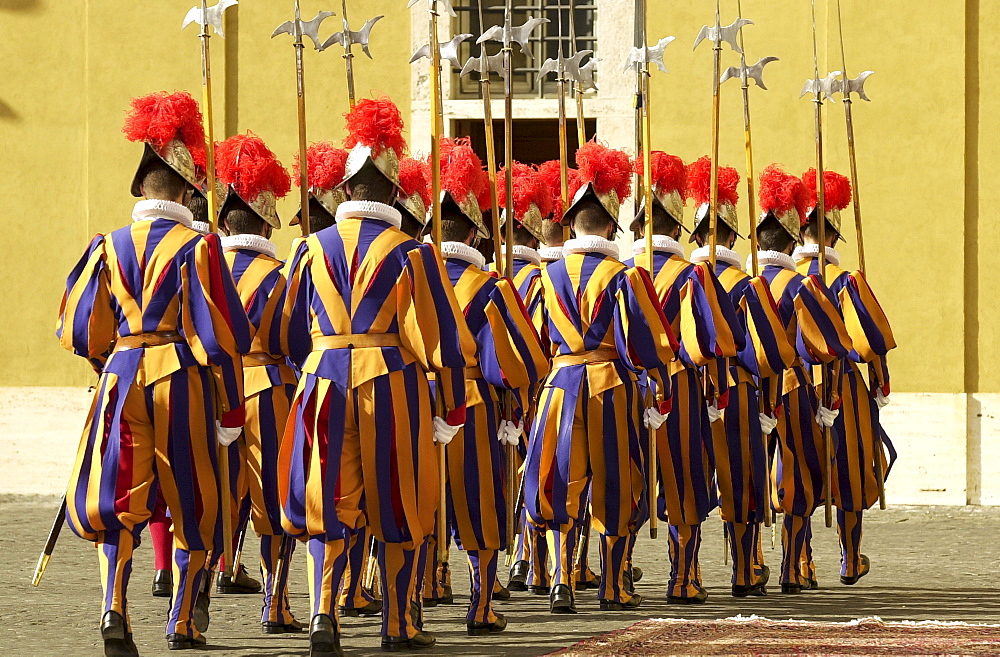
left=833, top=364, right=887, bottom=512
left=773, top=381, right=826, bottom=517
left=712, top=382, right=768, bottom=524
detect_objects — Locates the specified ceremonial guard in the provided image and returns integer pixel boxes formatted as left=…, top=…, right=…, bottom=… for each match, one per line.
left=436, top=143, right=549, bottom=633
left=57, top=91, right=250, bottom=655
left=626, top=154, right=741, bottom=604
left=794, top=168, right=896, bottom=586
left=277, top=96, right=476, bottom=655
left=688, top=162, right=797, bottom=598
left=395, top=157, right=432, bottom=238
left=752, top=164, right=852, bottom=593
left=523, top=141, right=678, bottom=614
left=210, top=132, right=304, bottom=633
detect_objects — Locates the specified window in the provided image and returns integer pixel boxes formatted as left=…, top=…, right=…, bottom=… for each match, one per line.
left=452, top=1, right=597, bottom=99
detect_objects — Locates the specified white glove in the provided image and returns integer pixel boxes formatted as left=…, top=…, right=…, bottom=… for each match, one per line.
left=706, top=402, right=723, bottom=424
left=499, top=419, right=524, bottom=446
left=216, top=421, right=242, bottom=447
left=433, top=416, right=462, bottom=445
left=875, top=389, right=890, bottom=409
left=758, top=413, right=778, bottom=435
left=644, top=406, right=668, bottom=430
left=815, top=405, right=839, bottom=428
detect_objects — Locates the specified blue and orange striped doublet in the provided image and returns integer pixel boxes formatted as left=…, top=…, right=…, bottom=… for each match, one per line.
left=709, top=258, right=796, bottom=526
left=758, top=259, right=852, bottom=518
left=443, top=249, right=549, bottom=552
left=524, top=240, right=678, bottom=538
left=795, top=252, right=896, bottom=513
left=628, top=245, right=741, bottom=527
left=224, top=241, right=300, bottom=625
left=57, top=201, right=250, bottom=636
left=277, top=208, right=477, bottom=548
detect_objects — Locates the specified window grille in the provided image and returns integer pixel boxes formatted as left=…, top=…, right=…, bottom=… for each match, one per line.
left=451, top=1, right=597, bottom=99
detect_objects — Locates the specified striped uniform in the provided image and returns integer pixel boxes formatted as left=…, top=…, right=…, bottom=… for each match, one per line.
left=628, top=242, right=741, bottom=599
left=795, top=248, right=896, bottom=579
left=698, top=248, right=797, bottom=587
left=277, top=203, right=476, bottom=639
left=524, top=239, right=678, bottom=605
left=222, top=239, right=299, bottom=625
left=758, top=255, right=852, bottom=587
left=57, top=201, right=249, bottom=640
left=442, top=244, right=548, bottom=623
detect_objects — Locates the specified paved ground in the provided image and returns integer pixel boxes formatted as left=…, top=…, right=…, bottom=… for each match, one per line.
left=3, top=496, right=998, bottom=656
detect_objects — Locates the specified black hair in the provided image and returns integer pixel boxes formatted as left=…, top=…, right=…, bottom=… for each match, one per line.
left=307, top=198, right=337, bottom=233
left=399, top=212, right=424, bottom=239
left=541, top=219, right=565, bottom=246
left=801, top=216, right=838, bottom=244
left=187, top=192, right=208, bottom=225
left=441, top=206, right=476, bottom=244
left=222, top=196, right=267, bottom=236
left=568, top=199, right=614, bottom=237
left=512, top=224, right=538, bottom=248
left=756, top=214, right=795, bottom=253
left=346, top=161, right=397, bottom=205
left=140, top=160, right=189, bottom=200
left=692, top=215, right=736, bottom=247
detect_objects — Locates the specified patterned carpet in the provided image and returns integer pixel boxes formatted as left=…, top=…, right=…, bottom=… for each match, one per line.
left=552, top=615, right=1000, bottom=656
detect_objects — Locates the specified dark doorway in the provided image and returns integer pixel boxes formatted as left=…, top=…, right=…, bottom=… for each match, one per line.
left=453, top=118, right=598, bottom=167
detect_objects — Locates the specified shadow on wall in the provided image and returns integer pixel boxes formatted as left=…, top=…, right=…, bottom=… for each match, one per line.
left=0, top=99, right=19, bottom=121
left=0, top=0, right=43, bottom=12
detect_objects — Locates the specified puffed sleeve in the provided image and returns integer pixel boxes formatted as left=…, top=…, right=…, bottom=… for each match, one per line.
left=794, top=274, right=853, bottom=366
left=616, top=267, right=681, bottom=406
left=278, top=239, right=315, bottom=367
left=56, top=234, right=115, bottom=372
left=840, top=271, right=895, bottom=394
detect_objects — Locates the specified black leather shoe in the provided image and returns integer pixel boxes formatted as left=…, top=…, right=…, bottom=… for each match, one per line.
left=101, top=611, right=138, bottom=657
left=549, top=583, right=576, bottom=614
left=527, top=584, right=550, bottom=596
left=493, top=583, right=511, bottom=601
left=574, top=574, right=600, bottom=591
left=805, top=577, right=819, bottom=590
left=667, top=586, right=708, bottom=605
left=340, top=599, right=383, bottom=617
left=166, top=633, right=207, bottom=650
left=420, top=597, right=439, bottom=608
left=263, top=618, right=305, bottom=634
left=780, top=583, right=802, bottom=594
left=599, top=593, right=643, bottom=611
left=508, top=561, right=529, bottom=591
left=309, top=614, right=342, bottom=657
left=732, top=580, right=767, bottom=597
left=152, top=569, right=172, bottom=598
left=193, top=588, right=210, bottom=634
left=840, top=554, right=870, bottom=585
left=437, top=584, right=454, bottom=605
left=631, top=566, right=644, bottom=583
left=381, top=631, right=437, bottom=651
left=757, top=565, right=771, bottom=587
left=216, top=565, right=262, bottom=594
left=467, top=613, right=507, bottom=635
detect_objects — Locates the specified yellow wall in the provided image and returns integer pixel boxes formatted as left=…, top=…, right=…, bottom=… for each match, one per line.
left=0, top=1, right=993, bottom=394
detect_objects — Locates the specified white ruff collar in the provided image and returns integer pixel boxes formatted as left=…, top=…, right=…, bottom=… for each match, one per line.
left=564, top=236, right=620, bottom=260
left=632, top=234, right=684, bottom=258
left=750, top=250, right=797, bottom=272
left=221, top=234, right=277, bottom=259
left=690, top=245, right=743, bottom=270
left=441, top=241, right=486, bottom=270
left=793, top=244, right=841, bottom=267
left=539, top=245, right=564, bottom=262
left=508, top=244, right=542, bottom=266
left=335, top=200, right=402, bottom=229
left=132, top=199, right=193, bottom=228
left=191, top=220, right=212, bottom=235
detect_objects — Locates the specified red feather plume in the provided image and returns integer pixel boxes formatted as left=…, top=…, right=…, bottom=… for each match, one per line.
left=684, top=156, right=740, bottom=207
left=343, top=96, right=406, bottom=158
left=634, top=151, right=686, bottom=195
left=536, top=160, right=580, bottom=220
left=215, top=132, right=292, bottom=202
left=497, top=161, right=553, bottom=219
left=122, top=91, right=207, bottom=170
left=294, top=141, right=348, bottom=190
left=575, top=141, right=632, bottom=201
left=398, top=157, right=432, bottom=208
left=439, top=137, right=490, bottom=211
left=802, top=168, right=852, bottom=211
left=759, top=164, right=809, bottom=225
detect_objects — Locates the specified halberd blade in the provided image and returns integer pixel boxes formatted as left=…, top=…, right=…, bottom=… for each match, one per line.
left=693, top=17, right=753, bottom=53
left=183, top=0, right=239, bottom=37
left=720, top=56, right=779, bottom=89
left=800, top=71, right=841, bottom=101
